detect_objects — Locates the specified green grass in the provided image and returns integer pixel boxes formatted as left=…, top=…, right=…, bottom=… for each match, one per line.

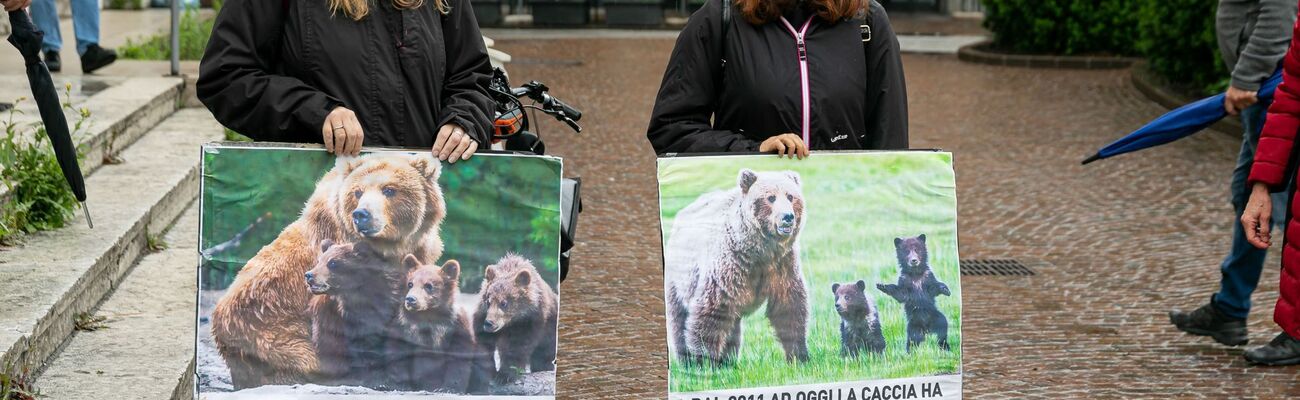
left=657, top=153, right=962, bottom=392
left=0, top=369, right=38, bottom=400
left=118, top=6, right=215, bottom=61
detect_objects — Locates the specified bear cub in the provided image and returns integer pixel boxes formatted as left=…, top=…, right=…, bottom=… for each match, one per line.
left=473, top=254, right=559, bottom=384
left=386, top=256, right=492, bottom=394
left=876, top=234, right=952, bottom=352
left=833, top=280, right=886, bottom=357
left=304, top=240, right=403, bottom=387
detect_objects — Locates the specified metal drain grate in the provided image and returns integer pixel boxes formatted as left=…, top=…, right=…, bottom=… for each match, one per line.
left=960, top=259, right=1036, bottom=276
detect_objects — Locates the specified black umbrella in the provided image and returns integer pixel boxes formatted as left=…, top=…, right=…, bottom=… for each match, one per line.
left=7, top=10, right=91, bottom=228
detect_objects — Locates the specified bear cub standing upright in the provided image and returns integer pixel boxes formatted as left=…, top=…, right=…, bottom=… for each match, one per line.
left=473, top=254, right=559, bottom=384
left=386, top=257, right=492, bottom=394
left=833, top=280, right=886, bottom=357
left=876, top=234, right=952, bottom=352
left=304, top=240, right=404, bottom=387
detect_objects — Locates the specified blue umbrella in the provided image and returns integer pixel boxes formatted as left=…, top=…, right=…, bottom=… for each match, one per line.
left=1082, top=70, right=1284, bottom=165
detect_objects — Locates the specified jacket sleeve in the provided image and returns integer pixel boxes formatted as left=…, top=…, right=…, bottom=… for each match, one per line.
left=196, top=0, right=342, bottom=142
left=862, top=1, right=908, bottom=150
left=646, top=0, right=761, bottom=154
left=1250, top=18, right=1300, bottom=190
left=1231, top=0, right=1298, bottom=91
left=436, top=0, right=496, bottom=145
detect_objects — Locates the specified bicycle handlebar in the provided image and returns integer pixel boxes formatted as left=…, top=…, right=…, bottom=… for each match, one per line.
left=514, top=80, right=583, bottom=133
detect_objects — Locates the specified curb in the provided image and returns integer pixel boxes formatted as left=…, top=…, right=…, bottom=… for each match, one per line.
left=1129, top=60, right=1241, bottom=136
left=957, top=39, right=1138, bottom=70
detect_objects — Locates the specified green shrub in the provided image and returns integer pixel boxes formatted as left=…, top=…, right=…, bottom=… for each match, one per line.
left=981, top=0, right=1145, bottom=55
left=0, top=101, right=86, bottom=243
left=105, top=0, right=142, bottom=10
left=1136, top=0, right=1228, bottom=96
left=119, top=7, right=216, bottom=61
left=0, top=369, right=39, bottom=400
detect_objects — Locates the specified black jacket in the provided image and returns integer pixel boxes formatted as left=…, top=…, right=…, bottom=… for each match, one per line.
left=647, top=0, right=908, bottom=154
left=197, top=0, right=494, bottom=147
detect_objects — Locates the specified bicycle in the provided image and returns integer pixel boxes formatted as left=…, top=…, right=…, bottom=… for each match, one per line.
left=487, top=67, right=583, bottom=281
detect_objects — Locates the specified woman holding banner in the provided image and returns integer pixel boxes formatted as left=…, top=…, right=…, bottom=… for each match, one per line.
left=196, top=0, right=493, bottom=163
left=646, top=0, right=908, bottom=158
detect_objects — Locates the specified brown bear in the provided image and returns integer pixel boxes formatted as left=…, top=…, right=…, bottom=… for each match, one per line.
left=472, top=254, right=558, bottom=385
left=386, top=257, right=493, bottom=394
left=833, top=280, right=886, bottom=358
left=664, top=168, right=809, bottom=366
left=302, top=240, right=403, bottom=387
left=210, top=153, right=447, bottom=389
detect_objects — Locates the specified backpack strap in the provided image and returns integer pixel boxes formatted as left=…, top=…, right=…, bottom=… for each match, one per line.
left=858, top=3, right=872, bottom=43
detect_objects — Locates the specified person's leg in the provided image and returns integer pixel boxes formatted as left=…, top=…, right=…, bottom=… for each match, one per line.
left=1171, top=101, right=1278, bottom=346
left=67, top=0, right=99, bottom=55
left=67, top=0, right=116, bottom=74
left=26, top=0, right=62, bottom=53
left=1213, top=100, right=1280, bottom=318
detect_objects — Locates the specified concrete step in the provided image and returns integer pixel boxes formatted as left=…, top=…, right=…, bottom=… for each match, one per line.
left=0, top=75, right=185, bottom=201
left=0, top=108, right=220, bottom=380
left=36, top=205, right=199, bottom=400
left=76, top=77, right=187, bottom=175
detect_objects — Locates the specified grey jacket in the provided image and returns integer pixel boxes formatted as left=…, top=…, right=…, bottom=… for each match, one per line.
left=1218, top=0, right=1298, bottom=91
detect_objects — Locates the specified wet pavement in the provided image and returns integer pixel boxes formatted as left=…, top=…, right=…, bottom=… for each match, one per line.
left=492, top=38, right=1300, bottom=398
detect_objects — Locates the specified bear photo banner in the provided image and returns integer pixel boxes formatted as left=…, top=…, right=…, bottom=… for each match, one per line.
left=196, top=143, right=562, bottom=399
left=657, top=151, right=962, bottom=400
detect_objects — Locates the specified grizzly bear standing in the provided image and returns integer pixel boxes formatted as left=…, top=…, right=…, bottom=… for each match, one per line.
left=664, top=169, right=810, bottom=366
left=387, top=257, right=493, bottom=394
left=876, top=234, right=951, bottom=352
left=211, top=154, right=447, bottom=389
left=473, top=254, right=559, bottom=384
left=303, top=240, right=403, bottom=387
left=833, top=280, right=886, bottom=357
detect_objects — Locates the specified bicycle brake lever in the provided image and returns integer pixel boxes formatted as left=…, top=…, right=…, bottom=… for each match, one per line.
left=562, top=117, right=582, bottom=133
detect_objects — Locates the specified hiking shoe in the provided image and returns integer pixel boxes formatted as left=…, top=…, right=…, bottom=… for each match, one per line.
left=1169, top=302, right=1248, bottom=346
left=1245, top=332, right=1300, bottom=366
left=44, top=50, right=61, bottom=72
left=80, top=44, right=117, bottom=74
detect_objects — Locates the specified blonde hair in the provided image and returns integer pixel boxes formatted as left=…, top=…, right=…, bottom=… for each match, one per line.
left=330, top=0, right=448, bottom=21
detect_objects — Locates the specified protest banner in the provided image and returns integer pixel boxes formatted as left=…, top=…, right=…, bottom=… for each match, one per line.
left=196, top=143, right=562, bottom=399
left=657, top=152, right=962, bottom=400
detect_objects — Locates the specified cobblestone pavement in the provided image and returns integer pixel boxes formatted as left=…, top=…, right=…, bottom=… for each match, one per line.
left=493, top=38, right=1300, bottom=398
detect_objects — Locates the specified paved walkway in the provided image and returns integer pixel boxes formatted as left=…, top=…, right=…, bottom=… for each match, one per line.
left=490, top=39, right=1300, bottom=398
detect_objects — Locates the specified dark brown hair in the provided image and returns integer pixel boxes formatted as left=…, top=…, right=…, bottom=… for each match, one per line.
left=735, top=0, right=863, bottom=25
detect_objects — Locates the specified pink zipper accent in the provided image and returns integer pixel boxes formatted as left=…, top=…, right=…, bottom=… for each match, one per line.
left=780, top=16, right=814, bottom=145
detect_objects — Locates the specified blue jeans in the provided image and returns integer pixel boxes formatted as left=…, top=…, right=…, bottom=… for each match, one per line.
left=27, top=0, right=100, bottom=55
left=1212, top=99, right=1291, bottom=320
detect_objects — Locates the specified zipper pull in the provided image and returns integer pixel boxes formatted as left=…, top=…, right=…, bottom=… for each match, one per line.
left=797, top=38, right=807, bottom=61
